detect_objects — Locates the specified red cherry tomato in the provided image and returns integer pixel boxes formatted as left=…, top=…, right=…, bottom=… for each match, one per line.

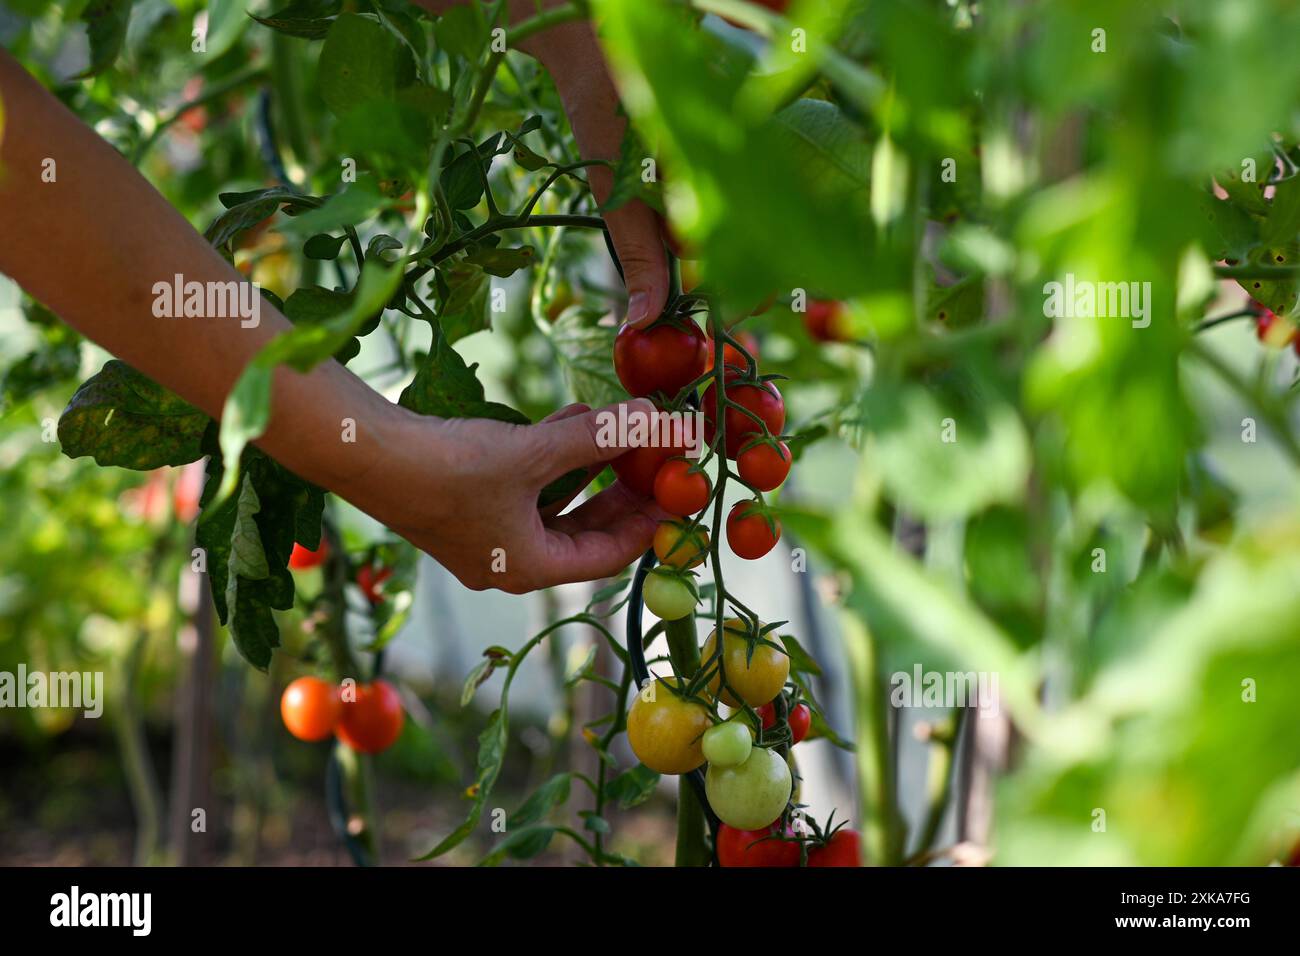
left=807, top=828, right=863, bottom=867
left=757, top=701, right=811, bottom=744
left=717, top=824, right=800, bottom=867
left=289, top=540, right=329, bottom=570
left=613, top=318, right=709, bottom=399
left=803, top=300, right=847, bottom=342
left=336, top=680, right=405, bottom=754
left=737, top=440, right=791, bottom=492
left=653, top=458, right=712, bottom=516
left=612, top=440, right=686, bottom=497
left=702, top=379, right=785, bottom=459
left=280, top=677, right=341, bottom=742
left=357, top=565, right=393, bottom=604
left=727, top=502, right=781, bottom=560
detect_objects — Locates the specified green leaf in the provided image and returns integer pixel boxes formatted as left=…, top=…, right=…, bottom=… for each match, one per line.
left=318, top=13, right=407, bottom=117
left=606, top=764, right=660, bottom=810
left=197, top=446, right=321, bottom=670
left=2, top=323, right=82, bottom=411
left=58, top=360, right=210, bottom=469
left=251, top=0, right=343, bottom=40
left=511, top=773, right=572, bottom=828
left=477, top=825, right=556, bottom=866
left=304, top=233, right=348, bottom=260
left=415, top=709, right=508, bottom=860
left=435, top=4, right=486, bottom=61
left=550, top=308, right=628, bottom=408
left=464, top=244, right=535, bottom=278
left=1263, top=175, right=1300, bottom=246
left=76, top=0, right=132, bottom=78
left=275, top=181, right=388, bottom=238
left=780, top=633, right=822, bottom=677
left=399, top=323, right=526, bottom=423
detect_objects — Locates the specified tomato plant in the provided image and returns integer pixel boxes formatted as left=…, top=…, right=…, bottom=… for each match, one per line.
left=288, top=541, right=328, bottom=570
left=653, top=457, right=712, bottom=516
left=736, top=440, right=791, bottom=492
left=703, top=379, right=785, bottom=459
left=808, top=829, right=864, bottom=868
left=653, top=519, right=710, bottom=569
left=701, top=721, right=752, bottom=768
left=642, top=567, right=699, bottom=621
left=702, top=618, right=790, bottom=709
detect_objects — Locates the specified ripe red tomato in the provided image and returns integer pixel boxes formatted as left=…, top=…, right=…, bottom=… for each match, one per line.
left=807, top=828, right=863, bottom=867
left=613, top=318, right=709, bottom=399
left=727, top=502, right=781, bottom=559
left=717, top=824, right=800, bottom=868
left=357, top=565, right=393, bottom=604
left=803, top=300, right=847, bottom=342
left=280, top=676, right=341, bottom=742
left=289, top=540, right=329, bottom=570
left=707, top=331, right=760, bottom=377
left=612, top=440, right=685, bottom=497
left=336, top=680, right=405, bottom=754
left=737, top=440, right=791, bottom=492
left=702, top=379, right=785, bottom=459
left=653, top=458, right=712, bottom=516
left=757, top=701, right=811, bottom=743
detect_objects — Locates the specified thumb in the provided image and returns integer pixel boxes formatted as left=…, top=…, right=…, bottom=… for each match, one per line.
left=604, top=199, right=670, bottom=328
left=535, top=397, right=658, bottom=478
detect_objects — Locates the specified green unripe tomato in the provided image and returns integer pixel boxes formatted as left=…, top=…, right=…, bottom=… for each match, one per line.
left=702, top=720, right=752, bottom=768
left=642, top=568, right=698, bottom=621
left=705, top=746, right=792, bottom=830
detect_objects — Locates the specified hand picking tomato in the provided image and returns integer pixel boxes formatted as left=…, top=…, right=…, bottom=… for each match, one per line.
left=612, top=440, right=684, bottom=498
left=758, top=700, right=811, bottom=743
left=702, top=379, right=784, bottom=459
left=701, top=720, right=752, bottom=768
left=289, top=540, right=329, bottom=570
left=613, top=317, right=709, bottom=399
left=280, top=676, right=341, bottom=742
left=357, top=564, right=393, bottom=604
left=336, top=680, right=405, bottom=754
left=642, top=567, right=698, bottom=621
left=702, top=618, right=790, bottom=708
left=737, top=439, right=790, bottom=492
left=727, top=501, right=781, bottom=559
left=653, top=457, right=712, bottom=516
left=717, top=824, right=800, bottom=868
left=807, top=828, right=864, bottom=867
left=627, top=678, right=711, bottom=774
left=706, top=746, right=792, bottom=830
left=653, top=519, right=710, bottom=569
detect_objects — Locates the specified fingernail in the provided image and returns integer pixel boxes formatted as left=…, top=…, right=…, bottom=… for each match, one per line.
left=626, top=292, right=650, bottom=326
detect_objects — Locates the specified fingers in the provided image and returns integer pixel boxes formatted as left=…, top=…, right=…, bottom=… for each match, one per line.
left=545, top=480, right=667, bottom=537
left=535, top=508, right=659, bottom=589
left=603, top=199, right=670, bottom=328
left=532, top=397, right=658, bottom=481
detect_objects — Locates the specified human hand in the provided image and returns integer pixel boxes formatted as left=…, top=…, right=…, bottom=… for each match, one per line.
left=336, top=398, right=665, bottom=593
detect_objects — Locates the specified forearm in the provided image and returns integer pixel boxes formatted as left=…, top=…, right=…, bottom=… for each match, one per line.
left=0, top=51, right=398, bottom=496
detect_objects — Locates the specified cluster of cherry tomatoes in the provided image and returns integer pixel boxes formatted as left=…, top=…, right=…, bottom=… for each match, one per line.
left=611, top=314, right=790, bottom=623
left=625, top=617, right=859, bottom=866
left=280, top=675, right=405, bottom=755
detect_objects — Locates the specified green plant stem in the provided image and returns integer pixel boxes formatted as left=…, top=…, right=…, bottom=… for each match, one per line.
left=842, top=616, right=901, bottom=866
left=910, top=710, right=965, bottom=860
left=1212, top=264, right=1300, bottom=279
